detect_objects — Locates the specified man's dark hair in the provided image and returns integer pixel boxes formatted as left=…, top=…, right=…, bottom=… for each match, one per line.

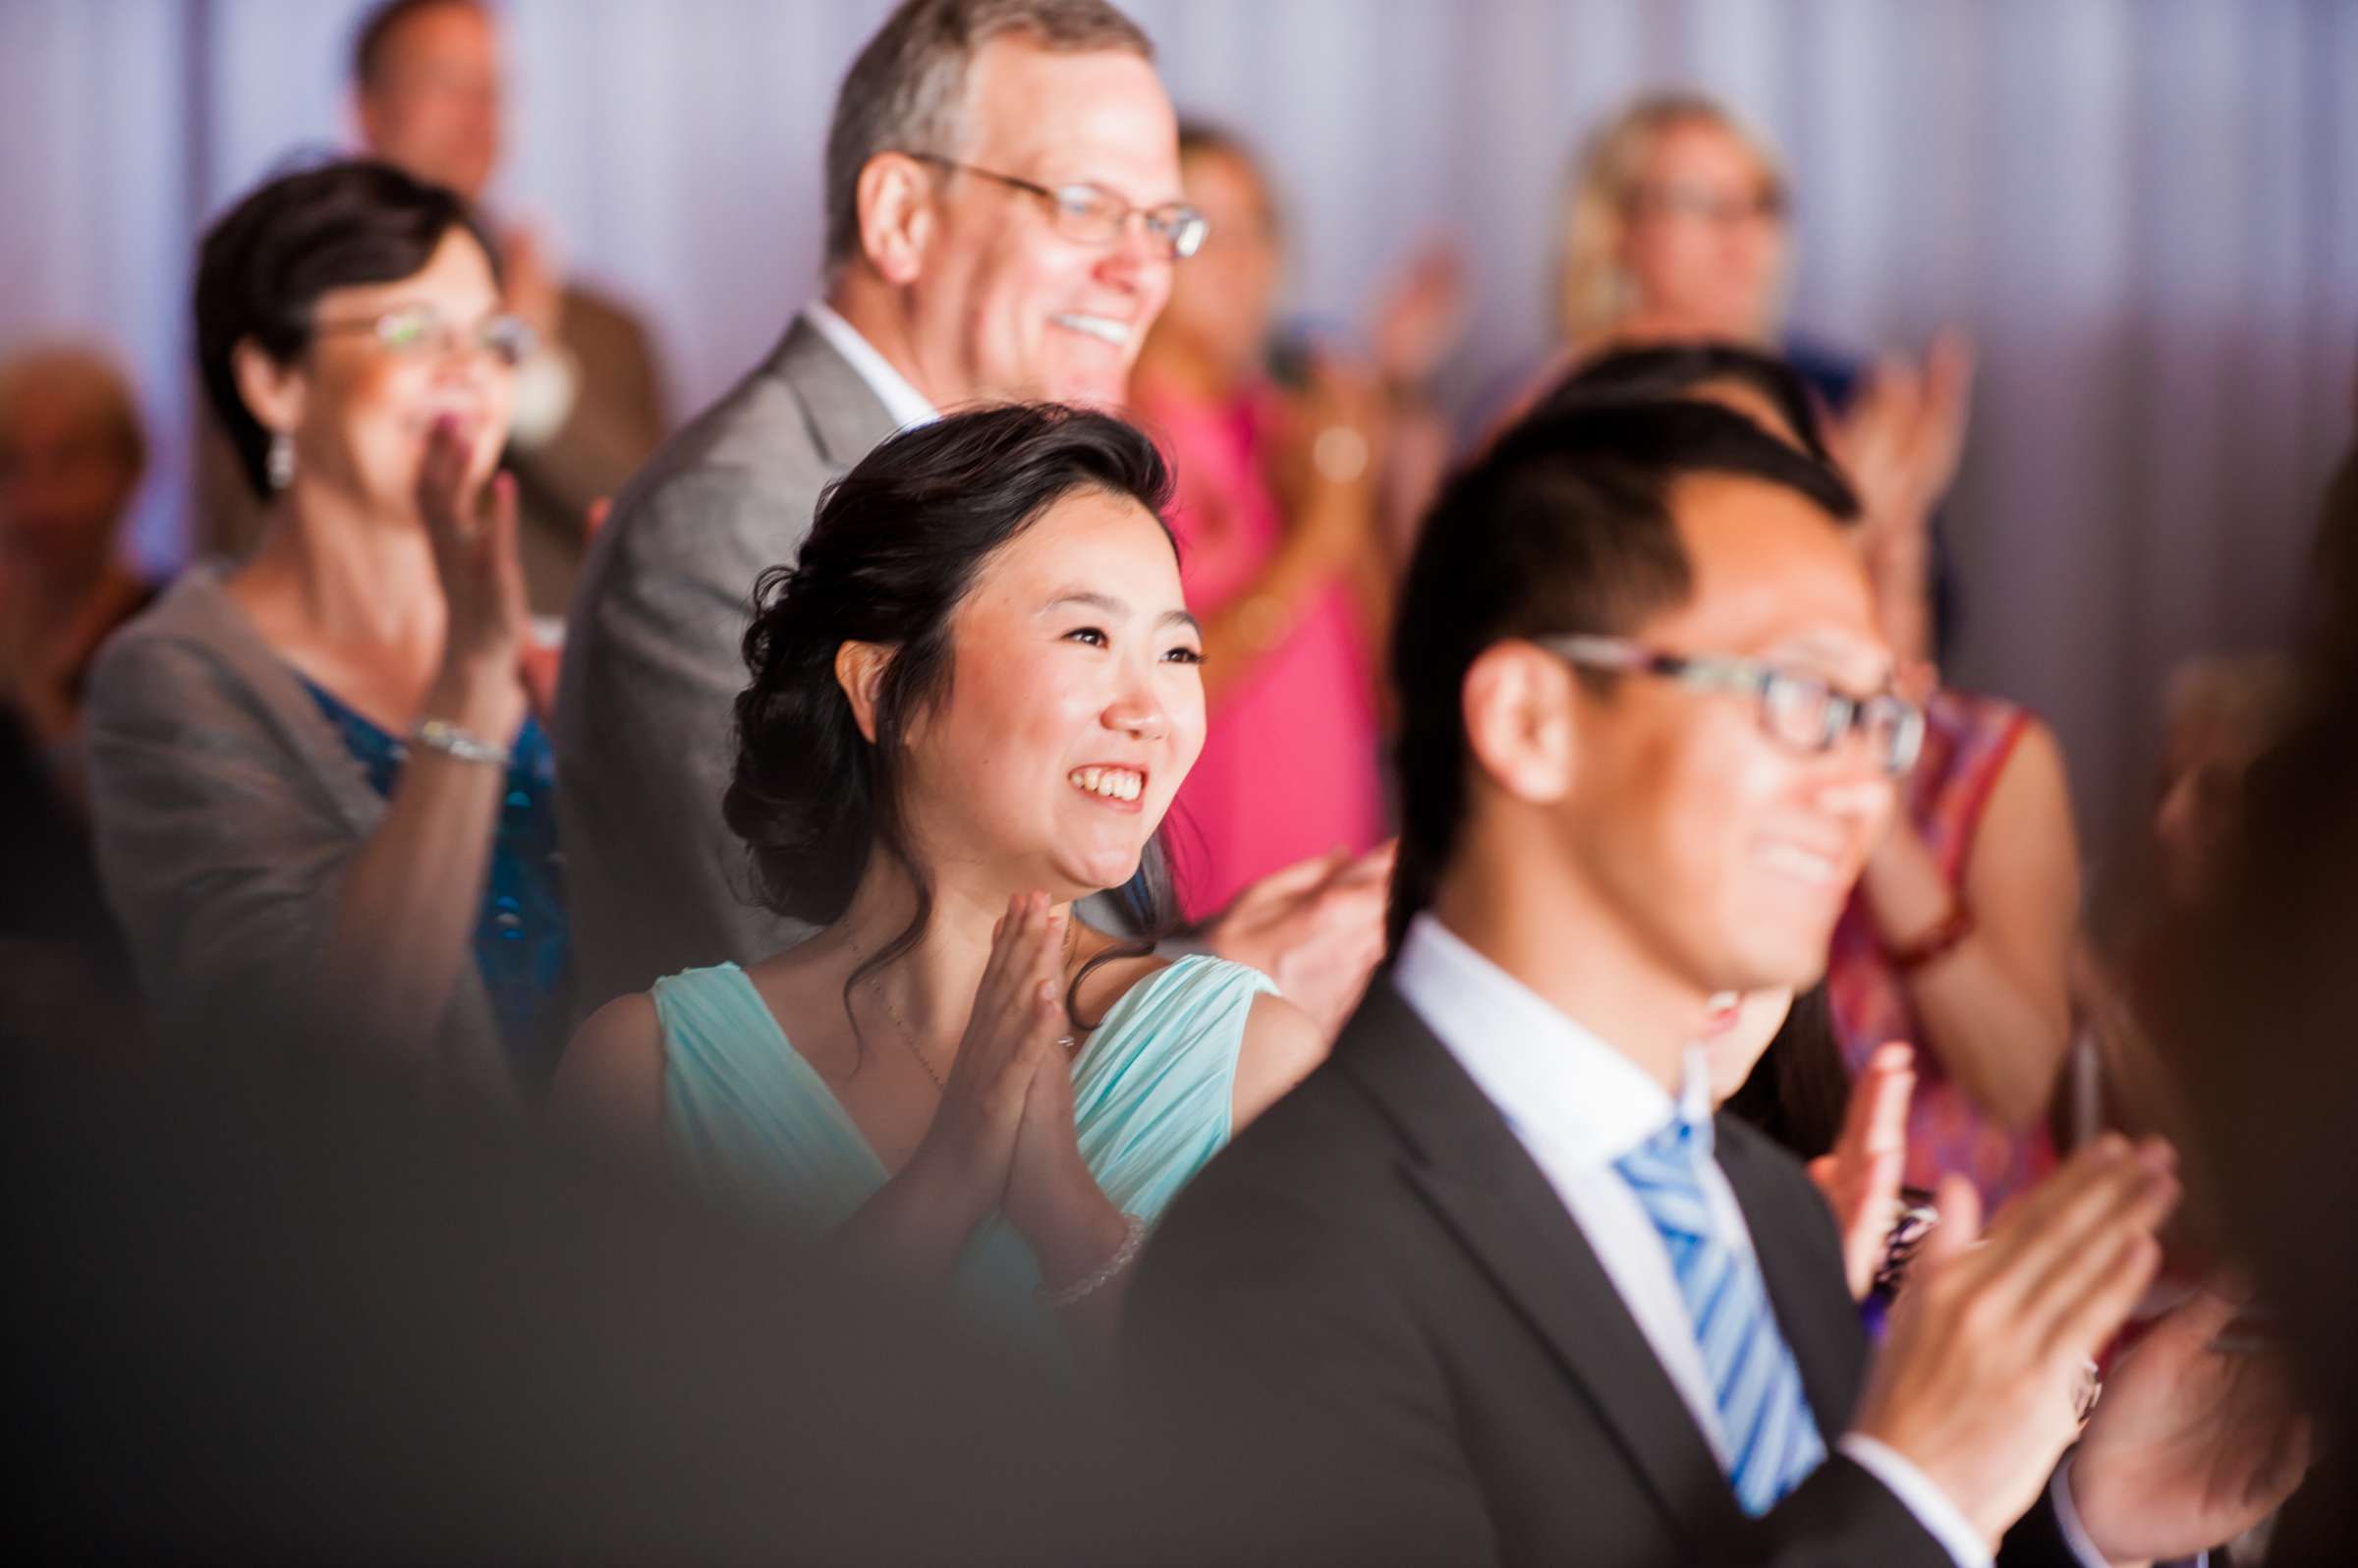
left=350, top=0, right=482, bottom=89
left=1537, top=341, right=1836, bottom=466
left=1387, top=400, right=1861, bottom=947
left=193, top=158, right=500, bottom=500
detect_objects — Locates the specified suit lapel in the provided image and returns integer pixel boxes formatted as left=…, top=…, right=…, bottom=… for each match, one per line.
left=1713, top=1117, right=1869, bottom=1441
left=764, top=315, right=905, bottom=471
left=1336, top=979, right=1747, bottom=1543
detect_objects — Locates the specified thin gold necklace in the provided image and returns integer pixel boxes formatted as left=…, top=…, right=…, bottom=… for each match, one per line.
left=846, top=919, right=1080, bottom=1091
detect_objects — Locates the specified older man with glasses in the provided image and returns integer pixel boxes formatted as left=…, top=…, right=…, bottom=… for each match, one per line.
left=558, top=0, right=1385, bottom=1023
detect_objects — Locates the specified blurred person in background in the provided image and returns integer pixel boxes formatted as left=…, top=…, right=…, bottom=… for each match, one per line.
left=1550, top=342, right=2083, bottom=1217
left=561, top=0, right=1387, bottom=1038
left=0, top=345, right=159, bottom=1035
left=558, top=406, right=1323, bottom=1357
left=1128, top=123, right=1435, bottom=920
left=197, top=0, right=670, bottom=625
left=84, top=160, right=569, bottom=1099
left=2136, top=438, right=2358, bottom=1565
left=1555, top=92, right=1971, bottom=667
left=1825, top=666, right=2080, bottom=1214
left=2065, top=652, right=2304, bottom=1289
left=0, top=345, right=161, bottom=802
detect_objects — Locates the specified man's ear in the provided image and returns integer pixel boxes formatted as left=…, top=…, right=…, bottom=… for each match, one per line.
left=854, top=152, right=936, bottom=288
left=834, top=640, right=895, bottom=745
left=1461, top=641, right=1579, bottom=806
left=230, top=337, right=306, bottom=443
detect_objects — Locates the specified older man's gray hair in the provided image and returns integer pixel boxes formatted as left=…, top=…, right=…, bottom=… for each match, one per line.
left=821, top=0, right=1154, bottom=273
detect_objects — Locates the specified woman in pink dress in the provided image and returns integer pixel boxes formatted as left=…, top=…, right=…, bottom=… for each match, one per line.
left=1129, top=127, right=1435, bottom=920
left=1826, top=687, right=2082, bottom=1211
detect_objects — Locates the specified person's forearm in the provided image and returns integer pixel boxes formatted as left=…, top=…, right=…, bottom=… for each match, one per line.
left=1011, top=1162, right=1128, bottom=1294
left=1861, top=828, right=2070, bottom=1128
left=1870, top=532, right=1933, bottom=669
left=1893, top=948, right=2071, bottom=1129
left=1197, top=481, right=1368, bottom=705
left=1008, top=1163, right=1131, bottom=1359
left=1345, top=533, right=1396, bottom=658
left=833, top=1144, right=1000, bottom=1294
left=323, top=674, right=520, bottom=1061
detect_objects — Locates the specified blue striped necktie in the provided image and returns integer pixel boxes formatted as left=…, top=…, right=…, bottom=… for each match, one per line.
left=1613, top=1111, right=1827, bottom=1515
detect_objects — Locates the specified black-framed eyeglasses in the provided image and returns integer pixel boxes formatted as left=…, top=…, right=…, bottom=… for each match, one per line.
left=1538, top=633, right=1925, bottom=777
left=311, top=304, right=536, bottom=368
left=906, top=152, right=1208, bottom=259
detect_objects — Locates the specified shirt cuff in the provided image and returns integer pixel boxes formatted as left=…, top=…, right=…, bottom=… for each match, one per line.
left=2047, top=1451, right=2208, bottom=1568
left=1837, top=1433, right=1993, bottom=1568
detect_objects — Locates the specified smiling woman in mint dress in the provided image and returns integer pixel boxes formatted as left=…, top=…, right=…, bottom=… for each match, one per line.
left=555, top=406, right=1322, bottom=1347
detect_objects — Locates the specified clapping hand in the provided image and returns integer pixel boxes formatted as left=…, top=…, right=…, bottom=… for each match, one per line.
left=1269, top=350, right=1388, bottom=528
left=416, top=417, right=530, bottom=738
left=914, top=892, right=1071, bottom=1204
left=1202, top=842, right=1394, bottom=1038
left=1828, top=329, right=1977, bottom=527
left=2066, top=1280, right=2313, bottom=1565
left=1369, top=238, right=1469, bottom=393
left=1854, top=1137, right=2180, bottom=1548
left=1807, top=1041, right=1916, bottom=1299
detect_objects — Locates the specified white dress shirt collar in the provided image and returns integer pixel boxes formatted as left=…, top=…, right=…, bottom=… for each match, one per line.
left=801, top=301, right=938, bottom=432
left=1389, top=911, right=2003, bottom=1568
left=1391, top=911, right=1708, bottom=1162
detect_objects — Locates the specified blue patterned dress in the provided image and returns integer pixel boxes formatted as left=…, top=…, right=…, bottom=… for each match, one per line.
left=304, top=683, right=574, bottom=1089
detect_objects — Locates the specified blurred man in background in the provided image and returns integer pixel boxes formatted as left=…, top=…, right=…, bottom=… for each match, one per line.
left=352, top=0, right=668, bottom=615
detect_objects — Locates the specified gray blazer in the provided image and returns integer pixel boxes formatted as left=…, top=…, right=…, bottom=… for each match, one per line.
left=81, top=567, right=513, bottom=1097
left=555, top=316, right=901, bottom=1011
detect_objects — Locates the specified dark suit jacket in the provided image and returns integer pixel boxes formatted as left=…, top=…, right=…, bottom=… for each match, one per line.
left=1126, top=972, right=2084, bottom=1566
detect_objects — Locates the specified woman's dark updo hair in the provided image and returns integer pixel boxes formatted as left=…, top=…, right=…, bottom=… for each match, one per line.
left=194, top=157, right=502, bottom=499
left=727, top=402, right=1182, bottom=1028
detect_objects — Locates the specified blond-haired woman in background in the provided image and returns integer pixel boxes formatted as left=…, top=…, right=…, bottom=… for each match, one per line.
left=1555, top=91, right=1970, bottom=669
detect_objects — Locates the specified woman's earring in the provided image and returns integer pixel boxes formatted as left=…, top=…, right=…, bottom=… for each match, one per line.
left=266, top=430, right=295, bottom=492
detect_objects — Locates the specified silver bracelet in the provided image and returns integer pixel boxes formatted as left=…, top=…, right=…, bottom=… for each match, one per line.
left=408, top=717, right=512, bottom=768
left=1039, top=1212, right=1148, bottom=1311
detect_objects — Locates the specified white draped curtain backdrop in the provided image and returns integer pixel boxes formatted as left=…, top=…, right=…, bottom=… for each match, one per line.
left=4, top=0, right=2354, bottom=834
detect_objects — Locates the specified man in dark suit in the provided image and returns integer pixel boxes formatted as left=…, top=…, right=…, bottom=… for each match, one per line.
left=1127, top=401, right=2299, bottom=1566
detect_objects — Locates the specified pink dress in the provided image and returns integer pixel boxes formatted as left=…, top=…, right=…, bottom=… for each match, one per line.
left=1826, top=689, right=2053, bottom=1211
left=1134, top=382, right=1384, bottom=921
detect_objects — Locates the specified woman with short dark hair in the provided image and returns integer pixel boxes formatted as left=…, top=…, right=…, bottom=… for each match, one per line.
left=84, top=158, right=565, bottom=1097
left=555, top=403, right=1322, bottom=1348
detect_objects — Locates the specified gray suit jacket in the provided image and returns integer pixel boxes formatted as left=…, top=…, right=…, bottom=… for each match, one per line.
left=556, top=316, right=901, bottom=1011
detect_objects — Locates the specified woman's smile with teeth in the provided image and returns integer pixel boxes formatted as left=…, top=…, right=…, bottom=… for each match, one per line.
left=1070, top=765, right=1145, bottom=802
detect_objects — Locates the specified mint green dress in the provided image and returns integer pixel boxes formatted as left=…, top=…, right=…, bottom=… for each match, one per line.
left=654, top=954, right=1274, bottom=1332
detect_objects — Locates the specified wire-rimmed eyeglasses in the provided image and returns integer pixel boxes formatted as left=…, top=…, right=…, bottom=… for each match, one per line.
left=907, top=153, right=1208, bottom=259
left=311, top=304, right=536, bottom=368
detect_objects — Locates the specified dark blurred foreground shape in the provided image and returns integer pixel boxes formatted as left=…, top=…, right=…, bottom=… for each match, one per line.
left=2141, top=443, right=2358, bottom=1565
left=1, top=1011, right=1201, bottom=1565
